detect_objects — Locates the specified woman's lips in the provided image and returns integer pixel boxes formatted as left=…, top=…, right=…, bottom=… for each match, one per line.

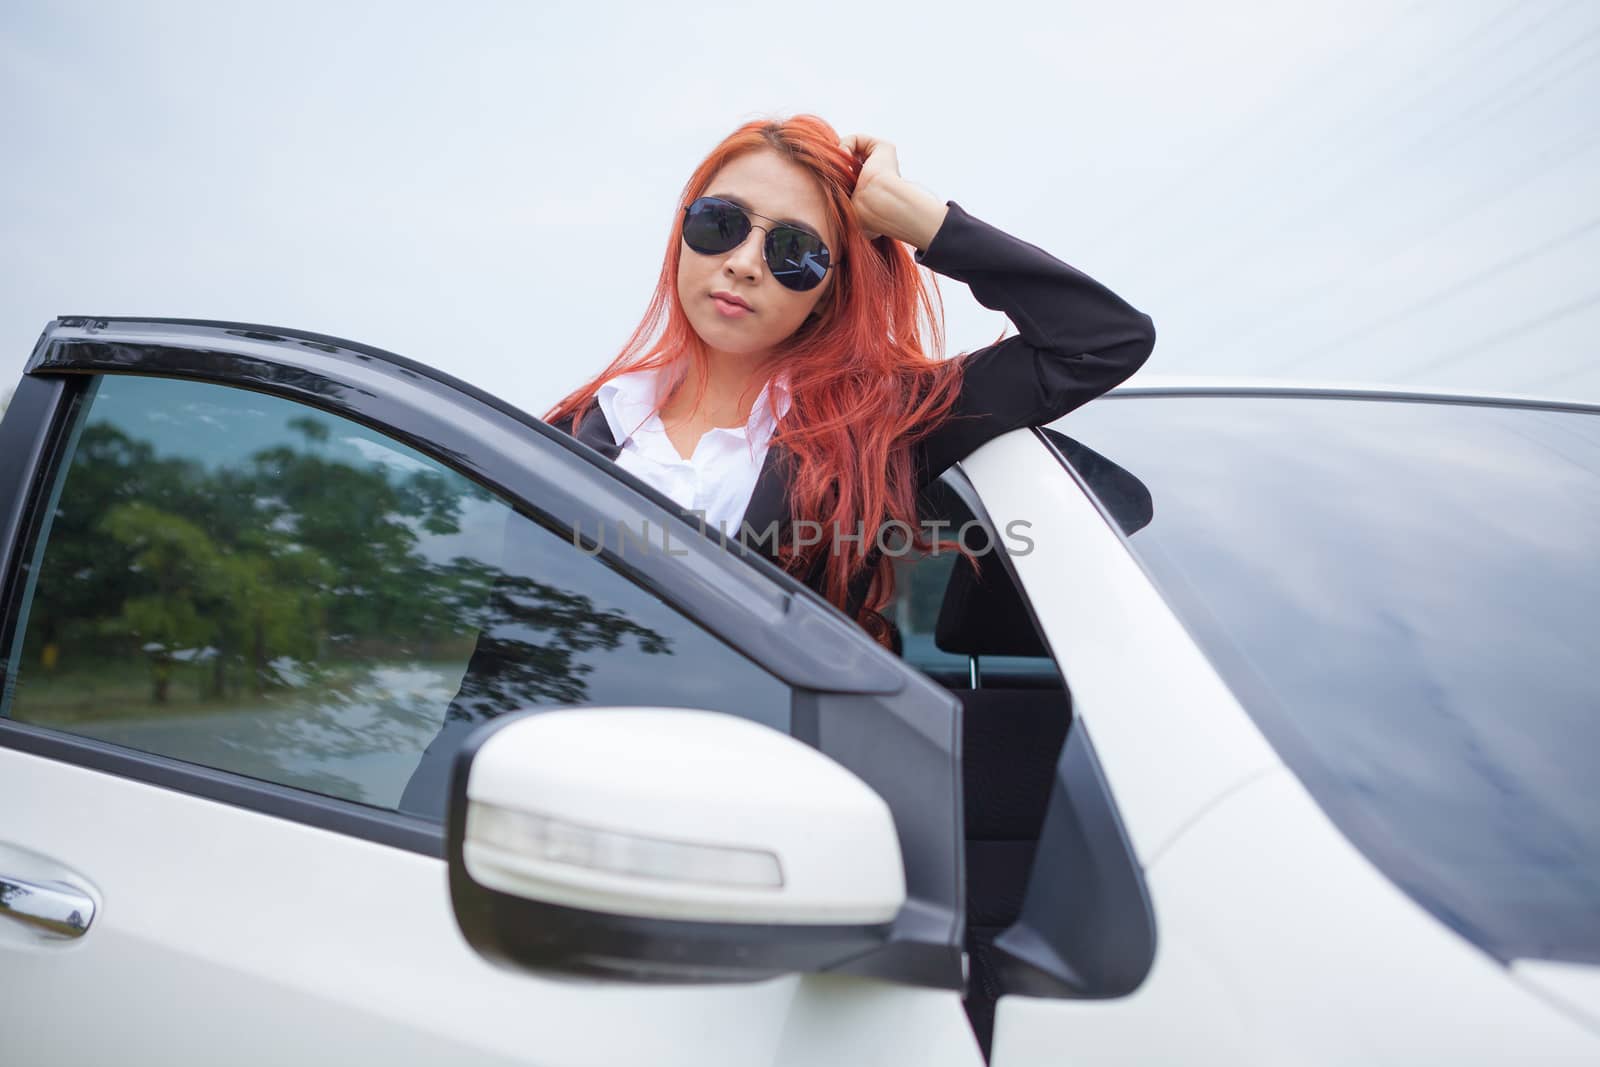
left=711, top=295, right=752, bottom=318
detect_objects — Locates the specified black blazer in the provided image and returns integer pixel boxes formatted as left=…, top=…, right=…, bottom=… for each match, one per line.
left=550, top=200, right=1157, bottom=624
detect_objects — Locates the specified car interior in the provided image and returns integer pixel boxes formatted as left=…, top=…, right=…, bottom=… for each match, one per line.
left=891, top=474, right=1072, bottom=1057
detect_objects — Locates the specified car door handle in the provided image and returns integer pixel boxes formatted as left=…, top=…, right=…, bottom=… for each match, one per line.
left=0, top=874, right=96, bottom=938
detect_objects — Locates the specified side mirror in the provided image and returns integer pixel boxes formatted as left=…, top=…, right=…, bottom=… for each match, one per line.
left=446, top=707, right=906, bottom=983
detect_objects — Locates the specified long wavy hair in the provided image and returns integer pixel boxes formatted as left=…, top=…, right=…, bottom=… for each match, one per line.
left=544, top=114, right=980, bottom=647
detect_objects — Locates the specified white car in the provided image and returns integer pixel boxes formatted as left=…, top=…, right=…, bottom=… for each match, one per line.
left=1, top=317, right=1596, bottom=1065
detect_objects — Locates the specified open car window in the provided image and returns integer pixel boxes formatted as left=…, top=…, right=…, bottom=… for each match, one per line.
left=889, top=472, right=1061, bottom=687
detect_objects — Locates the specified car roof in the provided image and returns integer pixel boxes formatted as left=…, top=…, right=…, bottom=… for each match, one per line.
left=1102, top=374, right=1600, bottom=416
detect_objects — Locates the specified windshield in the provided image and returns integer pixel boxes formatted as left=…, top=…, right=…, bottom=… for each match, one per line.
left=1047, top=394, right=1600, bottom=966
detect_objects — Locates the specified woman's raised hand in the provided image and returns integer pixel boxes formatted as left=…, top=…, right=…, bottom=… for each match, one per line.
left=840, top=133, right=948, bottom=254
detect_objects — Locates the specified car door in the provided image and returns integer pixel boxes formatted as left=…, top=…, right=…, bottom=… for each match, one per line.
left=0, top=317, right=982, bottom=1067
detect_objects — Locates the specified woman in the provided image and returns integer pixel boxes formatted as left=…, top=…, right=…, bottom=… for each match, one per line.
left=545, top=114, right=1156, bottom=648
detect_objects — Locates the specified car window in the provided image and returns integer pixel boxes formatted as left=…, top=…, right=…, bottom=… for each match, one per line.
left=889, top=472, right=1058, bottom=683
left=1046, top=395, right=1600, bottom=966
left=1, top=375, right=789, bottom=819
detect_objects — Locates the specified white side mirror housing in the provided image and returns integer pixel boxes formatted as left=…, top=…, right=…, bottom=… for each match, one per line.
left=447, top=707, right=907, bottom=981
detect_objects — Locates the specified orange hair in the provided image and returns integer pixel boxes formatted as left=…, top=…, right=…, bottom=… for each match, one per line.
left=544, top=114, right=977, bottom=647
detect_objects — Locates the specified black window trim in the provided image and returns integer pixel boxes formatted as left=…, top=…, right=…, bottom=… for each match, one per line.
left=0, top=376, right=70, bottom=660
left=1, top=718, right=445, bottom=856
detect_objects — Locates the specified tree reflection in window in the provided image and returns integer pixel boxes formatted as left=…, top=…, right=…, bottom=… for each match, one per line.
left=3, top=376, right=699, bottom=808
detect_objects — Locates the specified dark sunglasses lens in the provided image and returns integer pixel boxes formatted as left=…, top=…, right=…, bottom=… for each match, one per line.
left=682, top=197, right=749, bottom=254
left=766, top=227, right=830, bottom=292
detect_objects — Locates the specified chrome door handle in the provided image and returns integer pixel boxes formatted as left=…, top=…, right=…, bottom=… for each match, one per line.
left=0, top=874, right=95, bottom=938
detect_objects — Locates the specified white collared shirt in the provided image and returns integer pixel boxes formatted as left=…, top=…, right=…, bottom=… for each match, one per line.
left=597, top=365, right=791, bottom=535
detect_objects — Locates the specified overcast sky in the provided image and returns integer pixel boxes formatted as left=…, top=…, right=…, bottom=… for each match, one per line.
left=3, top=0, right=1597, bottom=416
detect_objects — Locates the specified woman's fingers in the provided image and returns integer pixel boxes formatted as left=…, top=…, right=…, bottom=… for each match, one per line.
left=841, top=132, right=877, bottom=159
left=842, top=133, right=902, bottom=242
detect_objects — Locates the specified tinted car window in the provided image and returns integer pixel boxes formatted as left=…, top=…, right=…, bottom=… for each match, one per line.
left=1, top=375, right=788, bottom=817
left=1048, top=395, right=1600, bottom=965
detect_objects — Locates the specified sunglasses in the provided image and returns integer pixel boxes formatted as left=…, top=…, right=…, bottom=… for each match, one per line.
left=680, top=196, right=834, bottom=292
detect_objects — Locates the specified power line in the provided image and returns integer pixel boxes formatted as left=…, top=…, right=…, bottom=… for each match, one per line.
left=1521, top=354, right=1600, bottom=392
left=1387, top=287, right=1600, bottom=382
left=1254, top=118, right=1600, bottom=380
left=1221, top=26, right=1600, bottom=359
left=1259, top=214, right=1600, bottom=374
left=1095, top=0, right=1576, bottom=267
left=1184, top=9, right=1600, bottom=323
left=1076, top=0, right=1435, bottom=251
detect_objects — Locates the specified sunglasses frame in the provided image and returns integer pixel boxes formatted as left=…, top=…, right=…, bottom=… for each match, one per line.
left=680, top=196, right=837, bottom=292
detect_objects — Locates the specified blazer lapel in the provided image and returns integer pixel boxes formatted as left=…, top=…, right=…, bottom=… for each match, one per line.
left=743, top=442, right=833, bottom=593
left=739, top=441, right=792, bottom=550
left=568, top=398, right=623, bottom=461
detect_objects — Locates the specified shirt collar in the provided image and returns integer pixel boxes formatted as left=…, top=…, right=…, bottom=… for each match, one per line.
left=596, top=366, right=667, bottom=446
left=596, top=365, right=792, bottom=446
left=747, top=370, right=793, bottom=438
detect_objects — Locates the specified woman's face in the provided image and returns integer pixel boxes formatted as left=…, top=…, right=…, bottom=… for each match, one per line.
left=676, top=148, right=839, bottom=363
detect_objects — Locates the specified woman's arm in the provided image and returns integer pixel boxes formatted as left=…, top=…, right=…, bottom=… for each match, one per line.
left=910, top=200, right=1157, bottom=482
left=841, top=135, right=1156, bottom=484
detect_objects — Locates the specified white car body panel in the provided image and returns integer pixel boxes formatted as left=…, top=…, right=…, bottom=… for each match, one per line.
left=1513, top=960, right=1600, bottom=1033
left=0, top=746, right=985, bottom=1067
left=956, top=429, right=1281, bottom=863
left=993, top=770, right=1600, bottom=1065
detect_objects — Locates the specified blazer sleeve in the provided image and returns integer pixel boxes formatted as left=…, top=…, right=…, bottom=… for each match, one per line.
left=911, top=200, right=1157, bottom=483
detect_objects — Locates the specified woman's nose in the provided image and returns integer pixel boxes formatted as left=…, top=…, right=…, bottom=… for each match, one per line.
left=724, top=227, right=765, bottom=280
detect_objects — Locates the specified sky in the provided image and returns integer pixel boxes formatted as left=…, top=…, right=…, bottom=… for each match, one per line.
left=2, top=0, right=1597, bottom=418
